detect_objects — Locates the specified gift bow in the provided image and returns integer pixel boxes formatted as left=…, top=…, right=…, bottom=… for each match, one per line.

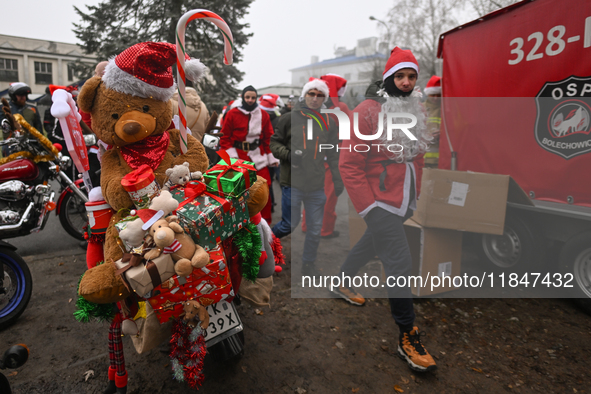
left=122, top=164, right=153, bottom=184
left=174, top=181, right=231, bottom=213
left=208, top=150, right=256, bottom=195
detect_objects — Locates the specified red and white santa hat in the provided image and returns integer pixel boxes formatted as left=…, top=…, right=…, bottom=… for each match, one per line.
left=383, top=47, right=419, bottom=81
left=133, top=208, right=165, bottom=231
left=102, top=41, right=206, bottom=102
left=300, top=78, right=330, bottom=103
left=424, top=75, right=442, bottom=95
left=259, top=94, right=284, bottom=110
left=320, top=74, right=347, bottom=98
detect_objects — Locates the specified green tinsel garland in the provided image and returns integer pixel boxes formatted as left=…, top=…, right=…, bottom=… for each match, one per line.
left=73, top=269, right=116, bottom=323
left=232, top=222, right=261, bottom=282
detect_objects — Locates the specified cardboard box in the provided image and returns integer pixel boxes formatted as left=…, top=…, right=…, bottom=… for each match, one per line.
left=404, top=218, right=463, bottom=296
left=413, top=169, right=532, bottom=235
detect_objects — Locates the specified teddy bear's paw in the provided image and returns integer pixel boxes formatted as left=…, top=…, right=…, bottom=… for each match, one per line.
left=174, top=259, right=193, bottom=277
left=191, top=246, right=209, bottom=268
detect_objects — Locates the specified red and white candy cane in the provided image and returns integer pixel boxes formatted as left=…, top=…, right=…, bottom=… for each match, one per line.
left=176, top=9, right=234, bottom=154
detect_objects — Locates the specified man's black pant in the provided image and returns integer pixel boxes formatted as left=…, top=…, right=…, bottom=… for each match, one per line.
left=340, top=207, right=415, bottom=331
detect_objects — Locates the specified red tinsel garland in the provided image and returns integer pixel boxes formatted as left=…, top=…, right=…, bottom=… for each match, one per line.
left=271, top=234, right=285, bottom=266
left=170, top=318, right=207, bottom=389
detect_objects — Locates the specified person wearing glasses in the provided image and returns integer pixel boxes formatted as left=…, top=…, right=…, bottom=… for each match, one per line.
left=270, top=79, right=343, bottom=276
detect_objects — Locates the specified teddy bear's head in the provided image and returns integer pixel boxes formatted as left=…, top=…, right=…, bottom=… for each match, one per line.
left=118, top=217, right=147, bottom=250
left=78, top=42, right=206, bottom=147
left=165, top=162, right=193, bottom=187
left=78, top=78, right=173, bottom=147
left=149, top=190, right=179, bottom=216
left=148, top=218, right=177, bottom=248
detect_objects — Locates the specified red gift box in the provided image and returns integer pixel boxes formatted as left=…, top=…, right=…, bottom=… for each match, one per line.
left=148, top=245, right=234, bottom=323
left=121, top=164, right=156, bottom=191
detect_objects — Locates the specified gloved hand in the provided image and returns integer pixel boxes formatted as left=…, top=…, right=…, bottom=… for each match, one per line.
left=291, top=151, right=303, bottom=168
left=334, top=183, right=344, bottom=197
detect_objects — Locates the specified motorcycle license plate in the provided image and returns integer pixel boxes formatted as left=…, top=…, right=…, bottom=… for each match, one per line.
left=203, top=300, right=241, bottom=344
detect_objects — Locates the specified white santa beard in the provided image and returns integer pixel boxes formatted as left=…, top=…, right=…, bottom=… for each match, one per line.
left=376, top=94, right=432, bottom=162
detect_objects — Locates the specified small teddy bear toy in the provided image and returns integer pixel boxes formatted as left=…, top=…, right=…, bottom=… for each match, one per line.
left=182, top=299, right=209, bottom=330
left=162, top=162, right=203, bottom=191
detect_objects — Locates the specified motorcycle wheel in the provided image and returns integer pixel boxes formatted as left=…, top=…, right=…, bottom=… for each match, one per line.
left=58, top=191, right=87, bottom=241
left=0, top=248, right=32, bottom=330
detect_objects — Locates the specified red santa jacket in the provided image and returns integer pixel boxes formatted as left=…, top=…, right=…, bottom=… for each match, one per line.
left=339, top=99, right=424, bottom=218
left=219, top=106, right=278, bottom=169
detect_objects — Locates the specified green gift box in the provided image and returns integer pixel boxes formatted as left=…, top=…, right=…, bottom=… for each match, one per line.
left=170, top=183, right=250, bottom=251
left=204, top=157, right=257, bottom=198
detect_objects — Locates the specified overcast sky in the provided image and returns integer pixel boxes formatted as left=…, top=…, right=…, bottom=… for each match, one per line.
left=1, top=0, right=416, bottom=89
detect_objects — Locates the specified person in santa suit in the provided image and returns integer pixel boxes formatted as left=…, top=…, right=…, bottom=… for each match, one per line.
left=220, top=86, right=279, bottom=223
left=301, top=74, right=350, bottom=239
left=335, top=47, right=437, bottom=373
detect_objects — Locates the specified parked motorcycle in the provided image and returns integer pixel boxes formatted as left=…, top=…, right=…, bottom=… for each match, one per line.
left=0, top=344, right=29, bottom=394
left=0, top=242, right=31, bottom=330
left=0, top=121, right=90, bottom=241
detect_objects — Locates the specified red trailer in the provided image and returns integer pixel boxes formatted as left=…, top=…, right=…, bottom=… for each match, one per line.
left=437, top=0, right=591, bottom=303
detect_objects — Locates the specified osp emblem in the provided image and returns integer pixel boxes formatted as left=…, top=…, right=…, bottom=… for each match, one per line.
left=535, top=75, right=591, bottom=159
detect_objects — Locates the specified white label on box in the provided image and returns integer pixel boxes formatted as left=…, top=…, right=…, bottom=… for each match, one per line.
left=438, top=261, right=452, bottom=278
left=448, top=182, right=469, bottom=207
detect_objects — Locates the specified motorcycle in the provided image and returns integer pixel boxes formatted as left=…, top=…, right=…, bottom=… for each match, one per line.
left=0, top=122, right=90, bottom=241
left=0, top=344, right=29, bottom=394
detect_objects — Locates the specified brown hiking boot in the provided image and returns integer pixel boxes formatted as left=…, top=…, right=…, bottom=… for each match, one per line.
left=332, top=286, right=366, bottom=306
left=397, top=327, right=437, bottom=372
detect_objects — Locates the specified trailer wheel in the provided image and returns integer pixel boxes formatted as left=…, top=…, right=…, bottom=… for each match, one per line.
left=479, top=214, right=542, bottom=271
left=560, top=231, right=591, bottom=311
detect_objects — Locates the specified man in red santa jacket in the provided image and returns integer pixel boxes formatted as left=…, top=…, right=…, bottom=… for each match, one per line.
left=220, top=86, right=279, bottom=223
left=335, top=47, right=437, bottom=373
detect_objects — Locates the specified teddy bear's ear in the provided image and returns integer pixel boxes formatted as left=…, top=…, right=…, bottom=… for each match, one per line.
left=183, top=162, right=190, bottom=168
left=78, top=76, right=103, bottom=113
left=166, top=168, right=173, bottom=176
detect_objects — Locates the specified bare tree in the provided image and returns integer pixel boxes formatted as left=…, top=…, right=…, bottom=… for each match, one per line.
left=383, top=0, right=464, bottom=87
left=468, top=0, right=519, bottom=17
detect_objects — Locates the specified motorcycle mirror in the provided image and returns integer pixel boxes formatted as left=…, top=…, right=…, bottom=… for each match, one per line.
left=83, top=134, right=97, bottom=147
left=0, top=345, right=29, bottom=370
left=1, top=119, right=12, bottom=136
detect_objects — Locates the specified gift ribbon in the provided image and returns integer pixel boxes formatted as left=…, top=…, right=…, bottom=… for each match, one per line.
left=121, top=164, right=155, bottom=189
left=173, top=181, right=232, bottom=213
left=208, top=150, right=256, bottom=196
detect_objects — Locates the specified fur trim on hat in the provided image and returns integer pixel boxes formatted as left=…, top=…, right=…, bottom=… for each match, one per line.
left=424, top=86, right=441, bottom=95
left=383, top=62, right=419, bottom=81
left=102, top=59, right=176, bottom=102
left=300, top=79, right=329, bottom=103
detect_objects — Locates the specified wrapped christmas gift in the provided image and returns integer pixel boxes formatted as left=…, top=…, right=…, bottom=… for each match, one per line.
left=203, top=150, right=256, bottom=198
left=114, top=253, right=175, bottom=298
left=121, top=164, right=161, bottom=209
left=148, top=245, right=234, bottom=323
left=169, top=181, right=250, bottom=251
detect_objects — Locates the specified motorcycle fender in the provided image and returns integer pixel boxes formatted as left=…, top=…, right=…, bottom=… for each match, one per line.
left=56, top=179, right=84, bottom=215
left=0, top=240, right=17, bottom=251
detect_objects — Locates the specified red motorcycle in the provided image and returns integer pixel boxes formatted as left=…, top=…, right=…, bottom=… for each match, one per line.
left=0, top=121, right=90, bottom=241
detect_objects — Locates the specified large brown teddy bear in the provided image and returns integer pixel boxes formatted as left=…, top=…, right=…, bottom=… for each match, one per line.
left=78, top=41, right=209, bottom=265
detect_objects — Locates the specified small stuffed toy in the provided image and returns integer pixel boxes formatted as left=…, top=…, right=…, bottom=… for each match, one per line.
left=141, top=215, right=209, bottom=276
left=163, top=162, right=203, bottom=190
left=182, top=299, right=209, bottom=329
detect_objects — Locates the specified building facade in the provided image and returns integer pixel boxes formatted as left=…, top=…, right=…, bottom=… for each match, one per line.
left=0, top=34, right=96, bottom=96
left=290, top=37, right=388, bottom=106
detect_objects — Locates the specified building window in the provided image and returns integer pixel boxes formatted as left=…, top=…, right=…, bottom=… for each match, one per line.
left=67, top=64, right=74, bottom=81
left=34, top=61, right=53, bottom=85
left=358, top=71, right=373, bottom=81
left=0, top=58, right=18, bottom=82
